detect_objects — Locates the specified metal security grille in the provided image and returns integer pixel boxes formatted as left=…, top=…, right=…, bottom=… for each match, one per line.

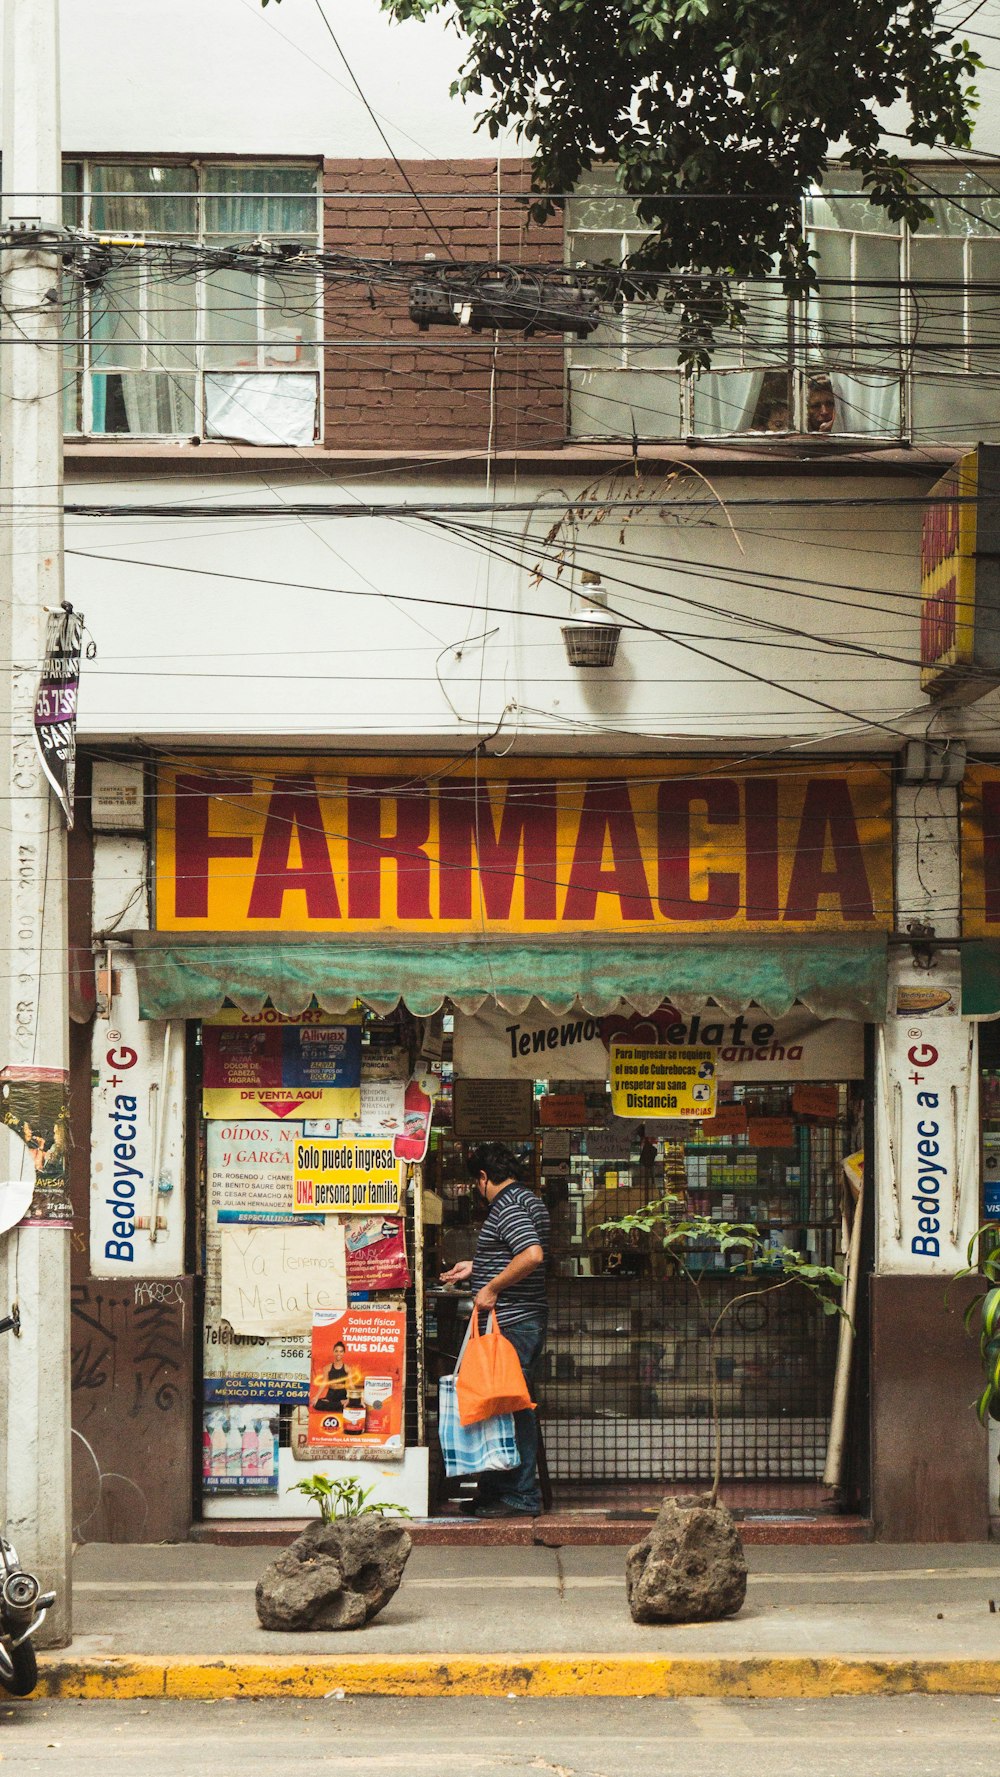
left=538, top=1274, right=838, bottom=1485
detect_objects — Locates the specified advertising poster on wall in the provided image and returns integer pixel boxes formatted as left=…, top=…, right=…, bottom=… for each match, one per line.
left=202, top=1011, right=361, bottom=1121
left=983, top=1132, right=1000, bottom=1219
left=345, top=1216, right=410, bottom=1292
left=203, top=1321, right=311, bottom=1405
left=293, top=1136, right=405, bottom=1213
left=308, top=1308, right=406, bottom=1455
left=202, top=1400, right=280, bottom=1493
left=90, top=960, right=187, bottom=1277
left=206, top=1119, right=315, bottom=1223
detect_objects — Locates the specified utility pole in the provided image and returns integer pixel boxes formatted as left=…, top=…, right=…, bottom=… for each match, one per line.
left=0, top=0, right=72, bottom=1646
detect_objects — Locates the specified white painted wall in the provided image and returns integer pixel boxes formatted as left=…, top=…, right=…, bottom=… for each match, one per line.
left=24, top=0, right=501, bottom=160
left=65, top=467, right=935, bottom=752
left=0, top=0, right=990, bottom=162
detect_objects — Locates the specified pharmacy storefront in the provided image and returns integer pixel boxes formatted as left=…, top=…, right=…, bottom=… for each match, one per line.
left=91, top=754, right=894, bottom=1521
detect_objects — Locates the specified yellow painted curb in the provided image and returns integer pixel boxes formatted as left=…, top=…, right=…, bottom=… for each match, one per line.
left=31, top=1655, right=1000, bottom=1700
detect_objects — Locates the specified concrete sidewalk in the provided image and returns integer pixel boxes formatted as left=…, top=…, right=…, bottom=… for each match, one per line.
left=28, top=1539, right=1000, bottom=1698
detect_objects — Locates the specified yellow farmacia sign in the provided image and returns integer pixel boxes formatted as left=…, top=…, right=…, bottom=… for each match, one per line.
left=155, top=756, right=893, bottom=936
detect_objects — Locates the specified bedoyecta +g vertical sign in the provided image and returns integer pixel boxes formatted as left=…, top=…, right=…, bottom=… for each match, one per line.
left=877, top=1017, right=979, bottom=1274
left=90, top=954, right=185, bottom=1277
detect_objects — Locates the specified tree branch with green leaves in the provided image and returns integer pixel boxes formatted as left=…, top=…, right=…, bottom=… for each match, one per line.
left=372, top=0, right=979, bottom=364
left=954, top=1222, right=1000, bottom=1431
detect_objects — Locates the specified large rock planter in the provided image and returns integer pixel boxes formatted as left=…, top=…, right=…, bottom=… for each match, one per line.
left=256, top=1517, right=412, bottom=1631
left=626, top=1493, right=747, bottom=1624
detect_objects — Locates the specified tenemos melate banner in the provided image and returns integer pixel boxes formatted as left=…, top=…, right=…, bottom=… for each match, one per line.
left=452, top=1001, right=865, bottom=1081
left=154, top=757, right=893, bottom=936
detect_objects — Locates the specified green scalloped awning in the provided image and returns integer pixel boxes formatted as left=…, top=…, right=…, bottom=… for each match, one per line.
left=132, top=933, right=887, bottom=1024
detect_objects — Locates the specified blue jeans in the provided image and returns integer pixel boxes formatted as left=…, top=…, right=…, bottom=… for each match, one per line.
left=473, top=1312, right=547, bottom=1515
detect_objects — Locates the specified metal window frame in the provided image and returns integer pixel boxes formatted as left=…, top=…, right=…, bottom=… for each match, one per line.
left=565, top=174, right=1000, bottom=444
left=67, top=156, right=323, bottom=442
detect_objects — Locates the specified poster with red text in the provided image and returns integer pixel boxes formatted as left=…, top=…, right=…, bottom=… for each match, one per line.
left=308, top=1308, right=406, bottom=1455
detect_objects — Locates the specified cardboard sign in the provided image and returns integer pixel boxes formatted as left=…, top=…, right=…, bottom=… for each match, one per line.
left=202, top=1011, right=361, bottom=1121
left=539, top=1093, right=588, bottom=1127
left=345, top=1216, right=410, bottom=1291
left=610, top=1045, right=717, bottom=1119
left=747, top=1117, right=797, bottom=1149
left=699, top=1103, right=748, bottom=1139
left=308, top=1308, right=406, bottom=1454
left=219, top=1221, right=346, bottom=1336
left=293, top=1136, right=404, bottom=1214
left=791, top=1085, right=840, bottom=1121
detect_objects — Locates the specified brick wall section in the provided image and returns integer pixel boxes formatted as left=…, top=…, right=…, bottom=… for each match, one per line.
left=323, top=160, right=566, bottom=452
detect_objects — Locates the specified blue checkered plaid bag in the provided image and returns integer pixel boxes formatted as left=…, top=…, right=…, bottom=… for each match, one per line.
left=438, top=1372, right=518, bottom=1477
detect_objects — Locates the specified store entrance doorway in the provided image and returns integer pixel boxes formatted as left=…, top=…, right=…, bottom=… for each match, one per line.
left=424, top=1050, right=862, bottom=1516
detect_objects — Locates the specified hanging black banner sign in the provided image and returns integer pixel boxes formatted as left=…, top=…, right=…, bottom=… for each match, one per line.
left=33, top=604, right=84, bottom=830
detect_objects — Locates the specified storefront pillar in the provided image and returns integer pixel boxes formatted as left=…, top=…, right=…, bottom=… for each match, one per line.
left=869, top=781, right=989, bottom=1538
left=73, top=830, right=194, bottom=1543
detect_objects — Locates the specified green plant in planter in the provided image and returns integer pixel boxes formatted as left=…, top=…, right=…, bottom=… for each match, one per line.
left=954, top=1222, right=1000, bottom=1428
left=600, top=1196, right=846, bottom=1506
left=288, top=1475, right=411, bottom=1523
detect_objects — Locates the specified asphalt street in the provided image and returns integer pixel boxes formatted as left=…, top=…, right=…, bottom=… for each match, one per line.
left=1, top=1696, right=999, bottom=1775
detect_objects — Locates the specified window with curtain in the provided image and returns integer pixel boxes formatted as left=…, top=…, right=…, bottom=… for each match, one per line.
left=62, top=161, right=321, bottom=442
left=565, top=166, right=1000, bottom=445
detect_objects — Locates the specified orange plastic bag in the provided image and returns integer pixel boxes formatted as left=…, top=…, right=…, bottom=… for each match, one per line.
left=455, top=1312, right=536, bottom=1427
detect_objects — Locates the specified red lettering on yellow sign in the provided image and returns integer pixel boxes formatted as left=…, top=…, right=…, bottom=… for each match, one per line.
left=156, top=758, right=892, bottom=935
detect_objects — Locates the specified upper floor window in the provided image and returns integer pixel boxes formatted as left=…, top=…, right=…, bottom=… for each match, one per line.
left=62, top=160, right=321, bottom=443
left=566, top=167, right=1000, bottom=445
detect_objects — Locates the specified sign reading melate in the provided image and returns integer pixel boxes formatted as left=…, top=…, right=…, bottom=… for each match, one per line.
left=155, top=757, right=893, bottom=935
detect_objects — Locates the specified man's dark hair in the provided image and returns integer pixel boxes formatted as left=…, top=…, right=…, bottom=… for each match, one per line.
left=466, top=1141, right=521, bottom=1186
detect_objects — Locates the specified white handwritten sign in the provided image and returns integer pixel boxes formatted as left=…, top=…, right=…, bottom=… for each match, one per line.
left=219, top=1222, right=346, bottom=1336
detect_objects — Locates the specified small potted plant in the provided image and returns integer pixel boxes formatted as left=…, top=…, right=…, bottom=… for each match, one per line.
left=255, top=1475, right=412, bottom=1633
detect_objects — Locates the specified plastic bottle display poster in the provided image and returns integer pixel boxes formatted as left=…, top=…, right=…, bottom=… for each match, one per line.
left=202, top=1401, right=279, bottom=1492
left=308, top=1308, right=406, bottom=1455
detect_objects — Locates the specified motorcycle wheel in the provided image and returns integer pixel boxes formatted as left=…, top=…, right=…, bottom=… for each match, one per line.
left=0, top=1639, right=37, bottom=1697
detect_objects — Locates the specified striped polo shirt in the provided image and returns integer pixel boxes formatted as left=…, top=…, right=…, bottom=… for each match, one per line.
left=470, top=1181, right=550, bottom=1328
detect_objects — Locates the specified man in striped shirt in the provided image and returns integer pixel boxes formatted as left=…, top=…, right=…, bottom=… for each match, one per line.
left=440, top=1141, right=550, bottom=1518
